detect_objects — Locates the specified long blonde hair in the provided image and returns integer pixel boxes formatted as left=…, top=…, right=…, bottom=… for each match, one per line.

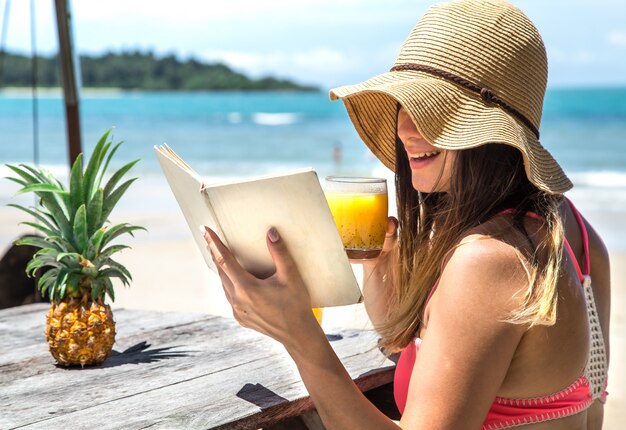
left=376, top=137, right=565, bottom=353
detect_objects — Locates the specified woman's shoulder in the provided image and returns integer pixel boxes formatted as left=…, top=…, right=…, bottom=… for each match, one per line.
left=436, top=229, right=531, bottom=315
left=448, top=215, right=535, bottom=276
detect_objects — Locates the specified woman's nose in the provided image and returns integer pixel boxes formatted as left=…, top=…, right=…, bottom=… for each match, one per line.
left=397, top=114, right=423, bottom=143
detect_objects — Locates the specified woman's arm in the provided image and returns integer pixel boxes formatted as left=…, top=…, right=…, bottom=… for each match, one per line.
left=203, top=226, right=400, bottom=430
left=358, top=217, right=398, bottom=328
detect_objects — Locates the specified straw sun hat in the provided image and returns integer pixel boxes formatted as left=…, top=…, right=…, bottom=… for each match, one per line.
left=330, top=0, right=572, bottom=194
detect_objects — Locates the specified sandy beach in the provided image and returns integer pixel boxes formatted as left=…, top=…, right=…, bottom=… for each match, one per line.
left=1, top=179, right=624, bottom=428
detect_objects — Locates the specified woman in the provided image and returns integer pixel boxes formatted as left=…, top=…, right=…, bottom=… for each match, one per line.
left=202, top=0, right=611, bottom=428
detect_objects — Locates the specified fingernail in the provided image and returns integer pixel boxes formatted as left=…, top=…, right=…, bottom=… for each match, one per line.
left=268, top=227, right=280, bottom=243
left=200, top=225, right=211, bottom=241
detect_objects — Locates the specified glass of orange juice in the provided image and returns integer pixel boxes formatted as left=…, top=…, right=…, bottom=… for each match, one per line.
left=324, top=177, right=388, bottom=260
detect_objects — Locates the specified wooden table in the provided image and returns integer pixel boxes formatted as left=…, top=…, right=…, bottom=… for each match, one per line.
left=0, top=303, right=396, bottom=429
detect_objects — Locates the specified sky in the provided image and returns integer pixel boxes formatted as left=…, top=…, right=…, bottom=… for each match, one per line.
left=2, top=0, right=626, bottom=89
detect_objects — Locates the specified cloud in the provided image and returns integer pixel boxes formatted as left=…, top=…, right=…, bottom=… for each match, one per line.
left=550, top=48, right=595, bottom=65
left=198, top=48, right=359, bottom=87
left=608, top=30, right=626, bottom=47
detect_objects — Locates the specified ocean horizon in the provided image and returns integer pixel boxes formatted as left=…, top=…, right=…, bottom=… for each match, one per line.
left=1, top=88, right=626, bottom=250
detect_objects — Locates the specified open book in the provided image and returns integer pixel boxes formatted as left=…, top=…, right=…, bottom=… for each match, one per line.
left=154, top=144, right=362, bottom=308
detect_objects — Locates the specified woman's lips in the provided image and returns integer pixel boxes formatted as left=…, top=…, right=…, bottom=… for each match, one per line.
left=408, top=151, right=441, bottom=169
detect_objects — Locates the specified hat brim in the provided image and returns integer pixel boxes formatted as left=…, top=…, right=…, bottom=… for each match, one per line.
left=330, top=70, right=572, bottom=194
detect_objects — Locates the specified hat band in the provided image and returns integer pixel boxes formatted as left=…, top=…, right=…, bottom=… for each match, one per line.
left=390, top=63, right=540, bottom=139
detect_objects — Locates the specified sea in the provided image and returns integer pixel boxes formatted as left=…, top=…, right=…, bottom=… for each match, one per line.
left=1, top=88, right=626, bottom=250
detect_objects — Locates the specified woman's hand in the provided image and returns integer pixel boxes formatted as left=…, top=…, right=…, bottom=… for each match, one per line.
left=350, top=216, right=399, bottom=269
left=202, top=226, right=321, bottom=349
left=353, top=217, right=399, bottom=327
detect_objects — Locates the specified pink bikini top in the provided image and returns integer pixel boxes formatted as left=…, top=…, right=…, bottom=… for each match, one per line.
left=393, top=199, right=609, bottom=429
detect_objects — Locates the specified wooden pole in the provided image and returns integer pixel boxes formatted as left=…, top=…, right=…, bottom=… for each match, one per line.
left=54, top=0, right=82, bottom=165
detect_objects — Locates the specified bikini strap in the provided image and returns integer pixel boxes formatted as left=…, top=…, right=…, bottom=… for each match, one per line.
left=497, top=205, right=588, bottom=281
left=564, top=197, right=590, bottom=276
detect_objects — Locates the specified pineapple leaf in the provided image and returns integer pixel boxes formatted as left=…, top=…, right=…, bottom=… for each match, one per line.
left=55, top=268, right=70, bottom=300
left=81, top=265, right=99, bottom=278
left=105, top=277, right=115, bottom=301
left=86, top=188, right=104, bottom=235
left=66, top=273, right=82, bottom=297
left=20, top=221, right=57, bottom=237
left=41, top=198, right=72, bottom=240
left=105, top=259, right=133, bottom=281
left=56, top=252, right=82, bottom=262
left=85, top=227, right=106, bottom=261
left=34, top=248, right=60, bottom=258
left=26, top=253, right=64, bottom=277
left=18, top=165, right=70, bottom=214
left=101, top=224, right=146, bottom=248
left=47, top=236, right=78, bottom=254
left=99, top=267, right=130, bottom=287
left=15, top=236, right=61, bottom=251
left=95, top=141, right=122, bottom=191
left=91, top=278, right=105, bottom=300
left=38, top=167, right=66, bottom=189
left=69, top=153, right=84, bottom=222
left=83, top=129, right=112, bottom=201
left=73, top=204, right=89, bottom=252
left=26, top=257, right=46, bottom=277
left=38, top=268, right=59, bottom=299
left=103, top=160, right=139, bottom=199
left=6, top=164, right=40, bottom=185
left=5, top=176, right=27, bottom=187
left=7, top=204, right=58, bottom=232
left=14, top=183, right=65, bottom=196
left=59, top=256, right=81, bottom=271
left=7, top=165, right=73, bottom=237
left=19, top=164, right=60, bottom=187
left=101, top=177, right=137, bottom=223
left=93, top=245, right=130, bottom=266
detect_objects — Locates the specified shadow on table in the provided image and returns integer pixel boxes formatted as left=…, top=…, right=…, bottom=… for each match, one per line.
left=104, top=341, right=191, bottom=367
left=53, top=341, right=192, bottom=369
left=237, top=383, right=288, bottom=409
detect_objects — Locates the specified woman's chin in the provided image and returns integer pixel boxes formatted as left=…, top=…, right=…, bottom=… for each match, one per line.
left=412, top=178, right=435, bottom=193
left=411, top=178, right=448, bottom=194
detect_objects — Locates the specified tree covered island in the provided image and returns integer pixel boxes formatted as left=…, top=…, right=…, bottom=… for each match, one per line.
left=0, top=50, right=319, bottom=91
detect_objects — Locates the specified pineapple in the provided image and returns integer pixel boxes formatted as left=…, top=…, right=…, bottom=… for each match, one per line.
left=6, top=130, right=144, bottom=366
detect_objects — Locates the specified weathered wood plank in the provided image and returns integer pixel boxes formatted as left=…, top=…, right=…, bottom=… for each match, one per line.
left=0, top=305, right=395, bottom=430
left=0, top=305, right=218, bottom=366
left=0, top=314, right=276, bottom=427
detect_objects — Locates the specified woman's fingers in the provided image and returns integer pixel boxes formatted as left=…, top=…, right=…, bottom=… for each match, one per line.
left=216, top=265, right=235, bottom=304
left=382, top=216, right=399, bottom=253
left=203, top=226, right=254, bottom=288
left=266, top=227, right=301, bottom=284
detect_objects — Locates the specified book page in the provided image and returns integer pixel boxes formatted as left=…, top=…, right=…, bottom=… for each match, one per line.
left=154, top=145, right=222, bottom=272
left=204, top=170, right=361, bottom=308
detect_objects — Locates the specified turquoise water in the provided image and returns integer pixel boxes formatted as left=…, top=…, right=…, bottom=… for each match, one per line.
left=1, top=89, right=626, bottom=248
left=0, top=91, right=376, bottom=179
left=2, top=89, right=626, bottom=178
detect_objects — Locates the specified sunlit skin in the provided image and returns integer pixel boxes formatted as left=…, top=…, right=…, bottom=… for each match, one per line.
left=397, top=107, right=456, bottom=193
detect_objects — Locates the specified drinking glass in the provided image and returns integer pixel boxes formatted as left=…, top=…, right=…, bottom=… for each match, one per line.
left=324, top=177, right=388, bottom=260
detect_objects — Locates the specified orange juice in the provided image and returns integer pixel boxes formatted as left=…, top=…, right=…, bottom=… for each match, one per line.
left=312, top=307, right=323, bottom=324
left=325, top=192, right=388, bottom=259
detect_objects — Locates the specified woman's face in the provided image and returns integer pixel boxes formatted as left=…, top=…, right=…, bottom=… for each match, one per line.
left=397, top=107, right=456, bottom=193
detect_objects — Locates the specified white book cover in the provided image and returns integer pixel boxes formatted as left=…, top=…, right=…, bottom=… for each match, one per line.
left=154, top=144, right=362, bottom=308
